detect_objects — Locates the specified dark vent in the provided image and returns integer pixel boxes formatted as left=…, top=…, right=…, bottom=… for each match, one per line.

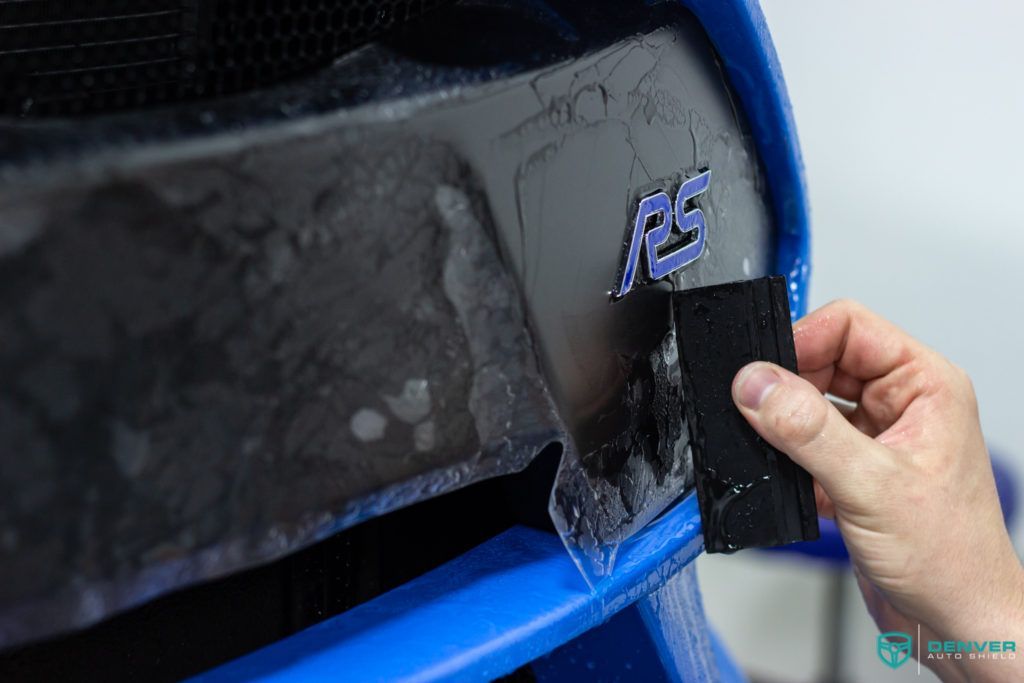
left=0, top=0, right=447, bottom=118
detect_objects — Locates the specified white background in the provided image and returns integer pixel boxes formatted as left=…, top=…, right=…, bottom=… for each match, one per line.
left=700, top=2, right=1024, bottom=681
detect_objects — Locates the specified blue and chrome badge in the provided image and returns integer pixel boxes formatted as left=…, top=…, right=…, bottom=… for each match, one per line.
left=612, top=169, right=711, bottom=299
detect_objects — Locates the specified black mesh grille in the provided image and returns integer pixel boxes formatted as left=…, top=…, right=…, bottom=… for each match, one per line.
left=0, top=0, right=446, bottom=118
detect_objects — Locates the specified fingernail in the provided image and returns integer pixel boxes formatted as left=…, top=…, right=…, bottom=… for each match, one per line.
left=735, top=364, right=781, bottom=410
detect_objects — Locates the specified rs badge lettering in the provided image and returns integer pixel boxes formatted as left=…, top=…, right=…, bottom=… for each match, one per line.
left=613, top=169, right=711, bottom=298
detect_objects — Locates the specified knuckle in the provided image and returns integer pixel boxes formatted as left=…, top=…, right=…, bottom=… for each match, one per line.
left=771, top=389, right=827, bottom=448
left=952, top=363, right=976, bottom=397
left=825, top=297, right=863, bottom=314
left=933, top=358, right=978, bottom=410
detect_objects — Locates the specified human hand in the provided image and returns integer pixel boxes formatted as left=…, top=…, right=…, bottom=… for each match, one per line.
left=731, top=300, right=1023, bottom=683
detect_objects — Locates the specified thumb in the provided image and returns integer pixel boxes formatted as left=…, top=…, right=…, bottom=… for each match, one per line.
left=731, top=361, right=884, bottom=500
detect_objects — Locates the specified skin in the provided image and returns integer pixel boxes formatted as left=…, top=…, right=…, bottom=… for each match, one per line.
left=731, top=299, right=1023, bottom=683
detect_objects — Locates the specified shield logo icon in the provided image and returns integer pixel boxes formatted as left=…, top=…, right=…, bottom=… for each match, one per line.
left=877, top=631, right=913, bottom=669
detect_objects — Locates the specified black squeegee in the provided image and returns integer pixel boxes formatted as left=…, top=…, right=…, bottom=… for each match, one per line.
left=673, top=276, right=819, bottom=553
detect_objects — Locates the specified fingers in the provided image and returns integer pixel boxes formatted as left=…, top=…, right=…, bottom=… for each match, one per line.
left=732, top=361, right=886, bottom=500
left=794, top=300, right=955, bottom=434
left=794, top=299, right=922, bottom=388
left=801, top=363, right=865, bottom=401
left=814, top=479, right=835, bottom=519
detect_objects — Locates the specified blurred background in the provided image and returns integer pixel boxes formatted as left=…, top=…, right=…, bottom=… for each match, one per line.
left=698, top=2, right=1024, bottom=681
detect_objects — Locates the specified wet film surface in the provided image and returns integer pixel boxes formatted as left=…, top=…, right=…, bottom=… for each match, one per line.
left=539, top=26, right=774, bottom=583
left=673, top=277, right=819, bottom=553
left=0, top=1, right=774, bottom=641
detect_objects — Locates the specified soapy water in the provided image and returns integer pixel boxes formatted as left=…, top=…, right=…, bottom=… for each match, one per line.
left=637, top=563, right=720, bottom=682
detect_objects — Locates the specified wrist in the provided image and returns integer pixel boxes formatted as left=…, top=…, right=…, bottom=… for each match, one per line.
left=952, top=550, right=1023, bottom=637
left=936, top=552, right=1024, bottom=683
left=914, top=530, right=1019, bottom=634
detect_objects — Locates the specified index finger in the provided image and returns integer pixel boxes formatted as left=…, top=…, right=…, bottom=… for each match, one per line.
left=793, top=299, right=922, bottom=397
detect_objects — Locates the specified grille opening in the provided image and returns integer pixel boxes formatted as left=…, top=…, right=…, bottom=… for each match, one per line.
left=0, top=0, right=450, bottom=118
left=0, top=442, right=563, bottom=682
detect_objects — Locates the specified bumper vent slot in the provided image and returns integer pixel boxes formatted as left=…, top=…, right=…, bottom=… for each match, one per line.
left=0, top=0, right=446, bottom=118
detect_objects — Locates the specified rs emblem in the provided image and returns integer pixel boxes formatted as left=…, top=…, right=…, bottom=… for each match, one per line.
left=612, top=169, right=711, bottom=299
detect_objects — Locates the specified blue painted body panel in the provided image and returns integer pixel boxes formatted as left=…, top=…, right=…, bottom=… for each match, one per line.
left=194, top=494, right=704, bottom=682
left=637, top=565, right=719, bottom=682
left=532, top=603, right=672, bottom=682
left=532, top=576, right=746, bottom=683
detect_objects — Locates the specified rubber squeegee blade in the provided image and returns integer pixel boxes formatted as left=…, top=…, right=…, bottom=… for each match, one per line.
left=673, top=276, right=819, bottom=553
